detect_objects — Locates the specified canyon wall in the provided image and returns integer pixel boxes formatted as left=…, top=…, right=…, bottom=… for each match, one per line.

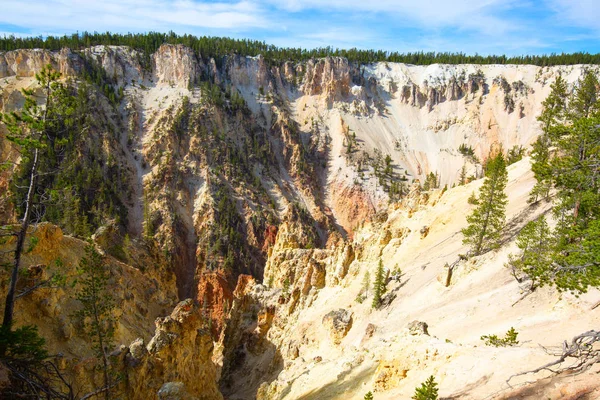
left=1, top=45, right=599, bottom=399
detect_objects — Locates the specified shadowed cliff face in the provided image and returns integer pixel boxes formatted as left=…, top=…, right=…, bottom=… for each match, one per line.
left=1, top=45, right=599, bottom=399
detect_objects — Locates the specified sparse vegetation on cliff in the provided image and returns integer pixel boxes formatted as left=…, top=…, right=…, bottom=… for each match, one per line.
left=4, top=65, right=129, bottom=238
left=481, top=327, right=519, bottom=347
left=0, top=39, right=598, bottom=400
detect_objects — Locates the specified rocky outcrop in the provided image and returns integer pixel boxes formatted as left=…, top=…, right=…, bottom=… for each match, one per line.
left=227, top=54, right=272, bottom=92
left=219, top=275, right=283, bottom=399
left=301, top=57, right=353, bottom=103
left=0, top=223, right=179, bottom=396
left=399, top=70, right=488, bottom=110
left=407, top=320, right=429, bottom=336
left=373, top=360, right=408, bottom=392
left=0, top=44, right=201, bottom=89
left=123, top=299, right=222, bottom=400
left=82, top=45, right=144, bottom=86
left=0, top=48, right=82, bottom=78
left=196, top=272, right=233, bottom=338
left=154, top=44, right=202, bottom=88
left=322, top=309, right=353, bottom=344
left=157, top=382, right=195, bottom=400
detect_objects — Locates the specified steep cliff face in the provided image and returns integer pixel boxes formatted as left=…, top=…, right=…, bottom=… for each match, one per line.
left=123, top=299, right=222, bottom=400
left=0, top=48, right=82, bottom=78
left=0, top=223, right=192, bottom=395
left=1, top=45, right=599, bottom=399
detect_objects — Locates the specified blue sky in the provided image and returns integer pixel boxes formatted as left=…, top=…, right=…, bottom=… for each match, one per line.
left=1, top=0, right=599, bottom=55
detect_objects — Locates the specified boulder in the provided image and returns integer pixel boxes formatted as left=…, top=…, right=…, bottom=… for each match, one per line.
left=407, top=320, right=429, bottom=336
left=129, top=338, right=147, bottom=360
left=157, top=382, right=195, bottom=400
left=322, top=309, right=353, bottom=344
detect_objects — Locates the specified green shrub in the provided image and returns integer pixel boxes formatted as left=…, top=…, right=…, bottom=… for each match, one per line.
left=481, top=327, right=519, bottom=347
left=0, top=325, right=47, bottom=361
left=507, top=145, right=525, bottom=165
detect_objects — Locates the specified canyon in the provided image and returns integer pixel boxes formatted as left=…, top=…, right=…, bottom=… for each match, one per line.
left=0, top=45, right=599, bottom=399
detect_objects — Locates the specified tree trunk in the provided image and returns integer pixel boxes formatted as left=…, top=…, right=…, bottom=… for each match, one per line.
left=92, top=284, right=111, bottom=400
left=2, top=148, right=39, bottom=332
left=444, top=263, right=453, bottom=287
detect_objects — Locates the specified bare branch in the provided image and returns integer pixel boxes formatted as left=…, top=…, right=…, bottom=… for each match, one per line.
left=15, top=279, right=54, bottom=299
left=507, top=330, right=600, bottom=386
left=79, top=380, right=120, bottom=400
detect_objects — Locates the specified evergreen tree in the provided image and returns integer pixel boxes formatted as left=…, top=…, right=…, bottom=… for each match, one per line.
left=412, top=375, right=439, bottom=400
left=528, top=134, right=552, bottom=202
left=372, top=259, right=386, bottom=309
left=520, top=70, right=600, bottom=293
left=541, top=72, right=600, bottom=292
left=364, top=391, right=374, bottom=400
left=462, top=152, right=508, bottom=256
left=506, top=145, right=525, bottom=165
left=0, top=67, right=77, bottom=394
left=1, top=65, right=67, bottom=332
left=74, top=245, right=116, bottom=399
left=459, top=164, right=467, bottom=186
left=423, top=172, right=439, bottom=191
left=506, top=216, right=553, bottom=291
left=362, top=270, right=371, bottom=297
left=530, top=75, right=569, bottom=203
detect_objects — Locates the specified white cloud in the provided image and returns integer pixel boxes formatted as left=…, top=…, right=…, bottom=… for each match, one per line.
left=264, top=0, right=521, bottom=36
left=269, top=26, right=380, bottom=50
left=546, top=0, right=600, bottom=33
left=0, top=0, right=268, bottom=32
left=0, top=0, right=596, bottom=54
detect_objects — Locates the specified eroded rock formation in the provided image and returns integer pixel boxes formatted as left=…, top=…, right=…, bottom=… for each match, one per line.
left=1, top=45, right=599, bottom=399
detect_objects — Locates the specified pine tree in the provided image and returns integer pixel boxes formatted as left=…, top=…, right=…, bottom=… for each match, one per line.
left=545, top=72, right=600, bottom=292
left=74, top=244, right=116, bottom=399
left=362, top=270, right=371, bottom=297
left=459, top=164, right=467, bottom=185
left=422, top=171, right=439, bottom=191
left=528, top=134, right=552, bottom=203
left=538, top=75, right=568, bottom=132
left=506, top=216, right=553, bottom=291
left=529, top=75, right=569, bottom=203
left=1, top=65, right=65, bottom=333
left=462, top=152, right=508, bottom=256
left=521, top=71, right=600, bottom=293
left=364, top=391, right=374, bottom=400
left=412, top=375, right=439, bottom=400
left=372, top=259, right=386, bottom=309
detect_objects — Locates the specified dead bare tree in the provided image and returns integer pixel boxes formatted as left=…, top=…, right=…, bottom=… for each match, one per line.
left=2, top=358, right=74, bottom=399
left=508, top=330, right=600, bottom=385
